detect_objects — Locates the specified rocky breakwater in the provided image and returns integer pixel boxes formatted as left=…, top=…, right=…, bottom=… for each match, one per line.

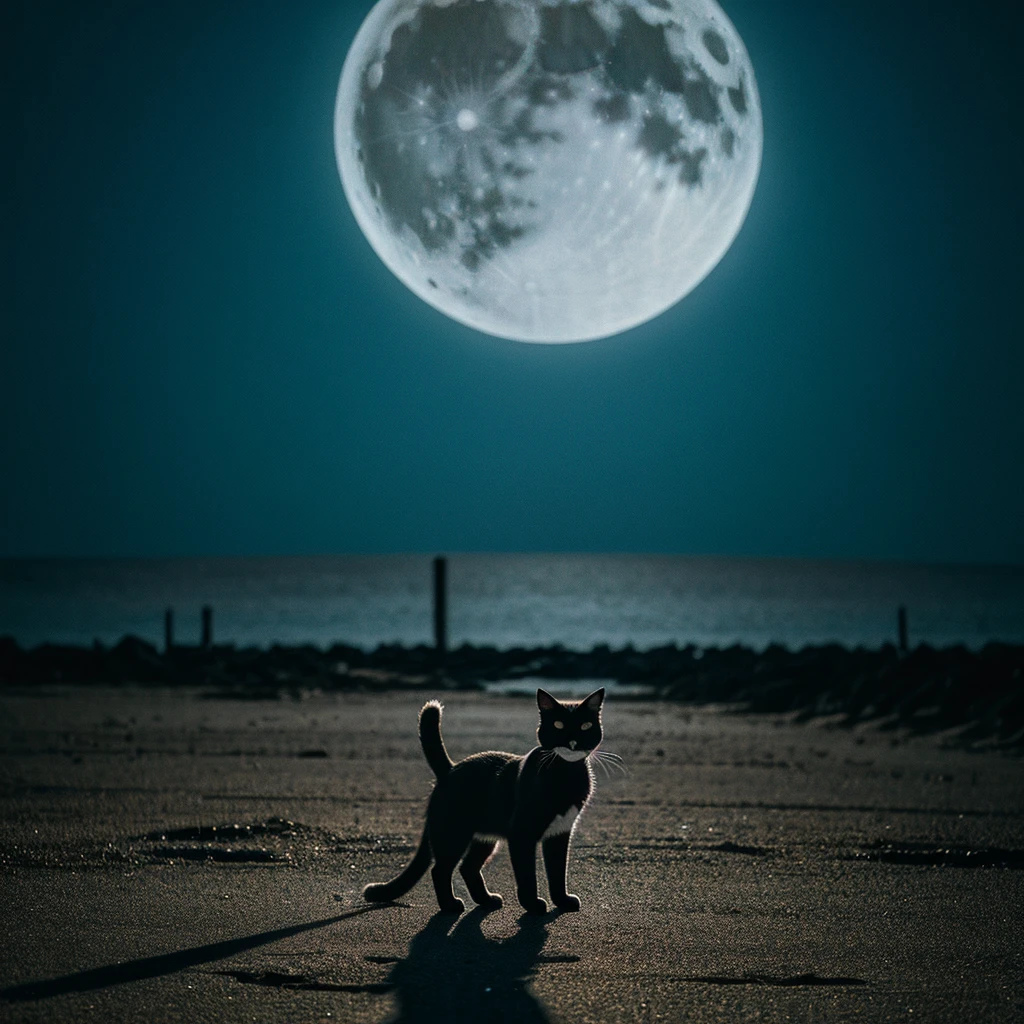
left=1, top=635, right=1021, bottom=749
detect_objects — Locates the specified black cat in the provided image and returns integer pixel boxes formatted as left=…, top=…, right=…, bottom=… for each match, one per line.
left=364, top=688, right=606, bottom=915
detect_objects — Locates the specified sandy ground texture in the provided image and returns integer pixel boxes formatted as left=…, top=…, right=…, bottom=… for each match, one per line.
left=1, top=686, right=1022, bottom=1023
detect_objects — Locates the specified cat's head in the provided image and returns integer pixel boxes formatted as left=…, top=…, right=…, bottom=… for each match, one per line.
left=536, top=688, right=604, bottom=762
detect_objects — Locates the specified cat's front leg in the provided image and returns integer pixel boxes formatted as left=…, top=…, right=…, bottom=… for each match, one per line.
left=542, top=833, right=581, bottom=911
left=508, top=836, right=547, bottom=914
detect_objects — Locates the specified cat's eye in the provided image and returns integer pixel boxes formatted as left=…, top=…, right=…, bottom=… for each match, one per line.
left=580, top=722, right=593, bottom=731
left=553, top=720, right=564, bottom=729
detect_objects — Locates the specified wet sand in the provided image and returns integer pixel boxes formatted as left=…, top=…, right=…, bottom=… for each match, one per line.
left=1, top=686, right=1022, bottom=1022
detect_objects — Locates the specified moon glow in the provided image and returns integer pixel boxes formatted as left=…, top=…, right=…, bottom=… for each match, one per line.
left=335, top=0, right=762, bottom=343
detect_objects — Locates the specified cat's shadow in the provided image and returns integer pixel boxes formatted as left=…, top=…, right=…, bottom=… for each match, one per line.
left=382, top=907, right=554, bottom=1023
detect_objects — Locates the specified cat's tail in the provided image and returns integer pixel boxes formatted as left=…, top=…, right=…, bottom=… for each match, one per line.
left=362, top=701, right=449, bottom=904
left=419, top=699, right=454, bottom=779
left=363, top=827, right=431, bottom=903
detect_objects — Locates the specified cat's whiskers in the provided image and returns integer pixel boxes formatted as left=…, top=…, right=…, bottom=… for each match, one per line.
left=538, top=748, right=560, bottom=769
left=592, top=749, right=628, bottom=778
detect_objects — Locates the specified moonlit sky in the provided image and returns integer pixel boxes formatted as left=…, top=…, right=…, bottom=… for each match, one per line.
left=5, top=0, right=1022, bottom=564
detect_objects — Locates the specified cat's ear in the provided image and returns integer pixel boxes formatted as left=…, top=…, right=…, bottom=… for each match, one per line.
left=583, top=688, right=605, bottom=710
left=537, top=689, right=559, bottom=711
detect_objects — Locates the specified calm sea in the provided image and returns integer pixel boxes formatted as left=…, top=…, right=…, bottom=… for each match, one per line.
left=1, top=554, right=1021, bottom=651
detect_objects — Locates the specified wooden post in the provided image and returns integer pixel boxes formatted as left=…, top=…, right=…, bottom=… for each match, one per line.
left=898, top=606, right=908, bottom=652
left=164, top=608, right=174, bottom=653
left=201, top=605, right=213, bottom=649
left=433, top=556, right=447, bottom=659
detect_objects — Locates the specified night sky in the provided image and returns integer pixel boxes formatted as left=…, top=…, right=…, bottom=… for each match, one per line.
left=5, top=0, right=1022, bottom=564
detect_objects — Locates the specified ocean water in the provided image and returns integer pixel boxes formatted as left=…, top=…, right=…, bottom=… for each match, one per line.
left=1, top=554, right=1021, bottom=651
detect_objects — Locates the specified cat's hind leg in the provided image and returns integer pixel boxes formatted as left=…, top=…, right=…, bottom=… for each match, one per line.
left=459, top=839, right=503, bottom=909
left=428, top=830, right=468, bottom=915
left=430, top=862, right=465, bottom=914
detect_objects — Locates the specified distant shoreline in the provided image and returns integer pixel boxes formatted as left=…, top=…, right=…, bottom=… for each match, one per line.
left=2, top=635, right=1021, bottom=751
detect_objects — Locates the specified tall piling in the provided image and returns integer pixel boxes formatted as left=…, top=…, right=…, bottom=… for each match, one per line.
left=433, top=557, right=448, bottom=660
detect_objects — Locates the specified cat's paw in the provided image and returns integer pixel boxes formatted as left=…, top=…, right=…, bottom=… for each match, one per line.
left=438, top=897, right=465, bottom=915
left=554, top=894, right=582, bottom=912
left=520, top=896, right=548, bottom=915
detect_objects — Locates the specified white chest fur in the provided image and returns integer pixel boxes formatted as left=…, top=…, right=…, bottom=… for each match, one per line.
left=543, top=805, right=580, bottom=839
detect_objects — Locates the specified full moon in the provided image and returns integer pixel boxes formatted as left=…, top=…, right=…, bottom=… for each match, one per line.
left=335, top=0, right=762, bottom=343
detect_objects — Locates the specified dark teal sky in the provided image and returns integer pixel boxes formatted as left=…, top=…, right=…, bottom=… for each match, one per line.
left=5, top=0, right=1022, bottom=563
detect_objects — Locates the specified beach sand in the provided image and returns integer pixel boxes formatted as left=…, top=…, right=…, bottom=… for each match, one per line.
left=2, top=686, right=1022, bottom=1022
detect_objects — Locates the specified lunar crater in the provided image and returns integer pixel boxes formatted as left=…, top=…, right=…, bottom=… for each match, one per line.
left=336, top=0, right=762, bottom=342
